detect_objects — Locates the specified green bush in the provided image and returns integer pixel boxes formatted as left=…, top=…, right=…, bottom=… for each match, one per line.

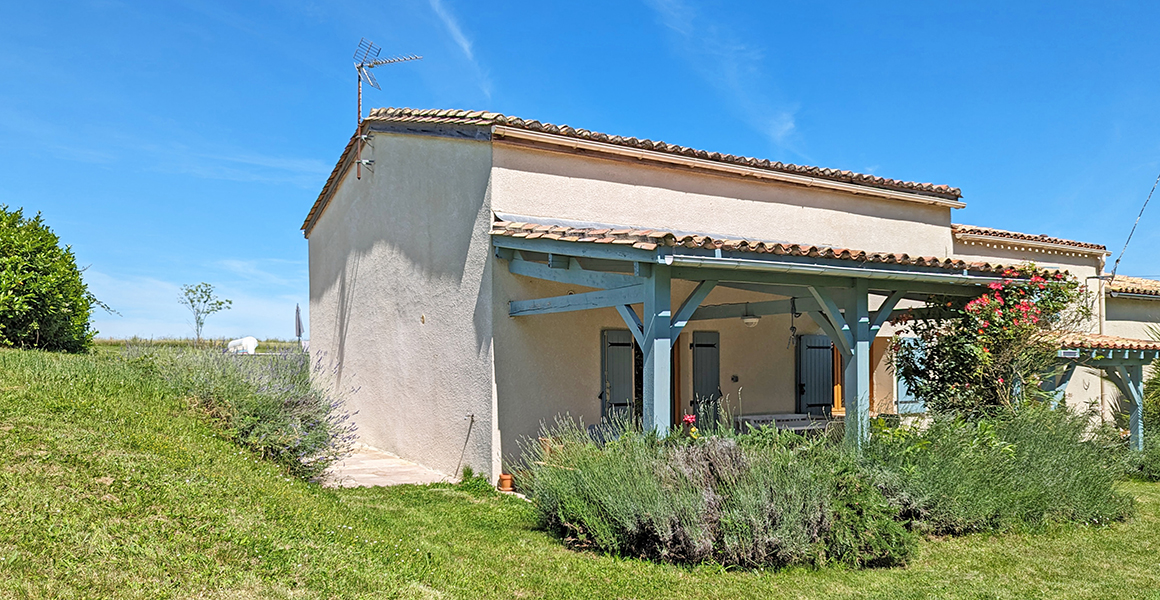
left=519, top=420, right=916, bottom=569
left=864, top=407, right=1134, bottom=533
left=0, top=206, right=102, bottom=352
left=124, top=346, right=355, bottom=480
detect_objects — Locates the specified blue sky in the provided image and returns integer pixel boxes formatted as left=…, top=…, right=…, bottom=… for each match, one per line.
left=1, top=1, right=1158, bottom=340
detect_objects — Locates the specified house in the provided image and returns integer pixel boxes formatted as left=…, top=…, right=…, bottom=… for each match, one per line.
left=303, top=108, right=1160, bottom=479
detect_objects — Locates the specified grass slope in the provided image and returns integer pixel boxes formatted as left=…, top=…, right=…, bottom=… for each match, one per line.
left=1, top=348, right=1158, bottom=599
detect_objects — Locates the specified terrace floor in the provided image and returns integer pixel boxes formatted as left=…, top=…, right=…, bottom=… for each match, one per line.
left=324, top=443, right=450, bottom=487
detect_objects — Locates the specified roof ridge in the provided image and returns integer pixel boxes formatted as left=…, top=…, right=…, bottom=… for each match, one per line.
left=362, top=107, right=963, bottom=200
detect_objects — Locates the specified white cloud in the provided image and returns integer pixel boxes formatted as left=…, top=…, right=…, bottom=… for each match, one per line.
left=427, top=0, right=492, bottom=97
left=644, top=0, right=804, bottom=156
left=428, top=0, right=474, bottom=62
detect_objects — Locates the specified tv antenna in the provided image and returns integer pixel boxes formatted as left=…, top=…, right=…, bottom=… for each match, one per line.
left=352, top=38, right=421, bottom=178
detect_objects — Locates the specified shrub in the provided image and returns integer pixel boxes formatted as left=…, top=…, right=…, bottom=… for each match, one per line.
left=124, top=346, right=356, bottom=480
left=864, top=407, right=1134, bottom=534
left=519, top=420, right=915, bottom=569
left=0, top=206, right=104, bottom=352
left=892, top=264, right=1087, bottom=417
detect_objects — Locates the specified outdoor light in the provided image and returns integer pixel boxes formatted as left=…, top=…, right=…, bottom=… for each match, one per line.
left=741, top=303, right=761, bottom=327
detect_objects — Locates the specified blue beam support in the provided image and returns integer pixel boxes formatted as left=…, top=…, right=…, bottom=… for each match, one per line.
left=509, top=285, right=643, bottom=317
left=843, top=279, right=872, bottom=448
left=1107, top=365, right=1145, bottom=452
left=807, top=287, right=853, bottom=358
left=670, top=280, right=717, bottom=345
left=642, top=265, right=672, bottom=434
left=508, top=256, right=639, bottom=289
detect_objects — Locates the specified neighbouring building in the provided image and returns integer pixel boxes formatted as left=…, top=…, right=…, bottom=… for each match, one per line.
left=304, top=108, right=1160, bottom=479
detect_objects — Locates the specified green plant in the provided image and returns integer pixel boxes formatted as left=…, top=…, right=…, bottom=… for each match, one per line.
left=0, top=206, right=105, bottom=352
left=892, top=264, right=1087, bottom=417
left=178, top=282, right=231, bottom=344
left=125, top=345, right=354, bottom=479
left=864, top=407, right=1134, bottom=533
left=519, top=419, right=915, bottom=569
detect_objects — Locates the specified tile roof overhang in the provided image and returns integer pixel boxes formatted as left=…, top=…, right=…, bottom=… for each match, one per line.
left=491, top=217, right=1050, bottom=287
left=302, top=108, right=966, bottom=237
left=952, top=225, right=1109, bottom=257
left=1055, top=332, right=1160, bottom=353
left=1106, top=275, right=1160, bottom=299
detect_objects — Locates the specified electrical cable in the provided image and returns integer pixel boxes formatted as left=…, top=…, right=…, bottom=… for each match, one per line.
left=1110, top=169, right=1160, bottom=280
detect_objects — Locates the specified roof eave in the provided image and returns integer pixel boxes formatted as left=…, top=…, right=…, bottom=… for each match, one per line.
left=954, top=232, right=1110, bottom=257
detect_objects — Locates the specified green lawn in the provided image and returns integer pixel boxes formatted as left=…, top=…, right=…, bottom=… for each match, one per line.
left=1, top=348, right=1158, bottom=600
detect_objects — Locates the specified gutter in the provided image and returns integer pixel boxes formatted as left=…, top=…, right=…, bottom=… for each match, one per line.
left=492, top=126, right=967, bottom=210
left=664, top=254, right=1003, bottom=286
left=1107, top=291, right=1160, bottom=301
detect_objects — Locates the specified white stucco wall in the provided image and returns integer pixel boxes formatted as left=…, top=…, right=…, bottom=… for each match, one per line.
left=307, top=131, right=497, bottom=479
left=490, top=144, right=956, bottom=256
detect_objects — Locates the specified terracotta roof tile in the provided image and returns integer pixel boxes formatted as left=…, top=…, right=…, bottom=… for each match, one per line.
left=1055, top=332, right=1160, bottom=352
left=303, top=108, right=965, bottom=235
left=363, top=108, right=961, bottom=200
left=491, top=217, right=1029, bottom=276
left=1106, top=275, right=1160, bottom=298
left=952, top=224, right=1107, bottom=253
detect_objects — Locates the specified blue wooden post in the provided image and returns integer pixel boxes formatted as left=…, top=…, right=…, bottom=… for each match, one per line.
left=843, top=280, right=871, bottom=448
left=642, top=264, right=672, bottom=434
left=1127, top=364, right=1145, bottom=452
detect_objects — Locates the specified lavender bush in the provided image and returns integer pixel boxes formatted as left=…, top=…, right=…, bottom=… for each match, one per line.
left=122, top=346, right=356, bottom=480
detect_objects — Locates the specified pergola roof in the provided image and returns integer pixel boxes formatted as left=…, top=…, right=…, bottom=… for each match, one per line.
left=492, top=218, right=1035, bottom=277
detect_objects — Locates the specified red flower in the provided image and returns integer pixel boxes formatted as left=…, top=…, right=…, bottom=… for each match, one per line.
left=682, top=414, right=696, bottom=425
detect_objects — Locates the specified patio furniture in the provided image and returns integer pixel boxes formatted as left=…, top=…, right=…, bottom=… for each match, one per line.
left=734, top=413, right=831, bottom=433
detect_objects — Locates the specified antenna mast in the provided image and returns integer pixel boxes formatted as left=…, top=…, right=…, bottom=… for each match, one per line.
left=352, top=38, right=422, bottom=178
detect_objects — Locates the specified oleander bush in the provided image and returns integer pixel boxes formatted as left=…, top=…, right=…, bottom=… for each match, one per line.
left=123, top=346, right=356, bottom=479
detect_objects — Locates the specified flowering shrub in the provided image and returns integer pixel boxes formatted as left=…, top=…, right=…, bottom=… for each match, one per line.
left=892, top=264, right=1087, bottom=417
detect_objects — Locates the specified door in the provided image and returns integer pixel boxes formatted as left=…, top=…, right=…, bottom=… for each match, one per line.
left=601, top=330, right=635, bottom=421
left=798, top=334, right=835, bottom=416
left=692, top=331, right=721, bottom=427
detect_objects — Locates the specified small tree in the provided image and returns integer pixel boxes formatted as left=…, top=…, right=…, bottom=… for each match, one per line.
left=0, top=206, right=105, bottom=352
left=891, top=264, right=1088, bottom=418
left=180, top=282, right=231, bottom=344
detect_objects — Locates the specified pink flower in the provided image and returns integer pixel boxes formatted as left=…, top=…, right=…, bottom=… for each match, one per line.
left=682, top=414, right=696, bottom=425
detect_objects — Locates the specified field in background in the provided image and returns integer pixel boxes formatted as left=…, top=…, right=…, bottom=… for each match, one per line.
left=93, top=337, right=304, bottom=353
left=1, top=348, right=1159, bottom=599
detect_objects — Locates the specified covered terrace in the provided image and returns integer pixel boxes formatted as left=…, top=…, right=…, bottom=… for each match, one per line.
left=491, top=217, right=1020, bottom=446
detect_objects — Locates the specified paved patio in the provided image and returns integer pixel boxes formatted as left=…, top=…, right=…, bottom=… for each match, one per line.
left=324, top=443, right=451, bottom=487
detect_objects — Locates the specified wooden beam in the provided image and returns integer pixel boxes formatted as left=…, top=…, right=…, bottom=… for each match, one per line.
left=807, top=286, right=853, bottom=358
left=507, top=257, right=640, bottom=289
left=689, top=297, right=823, bottom=322
left=642, top=265, right=672, bottom=435
left=844, top=279, right=872, bottom=449
left=871, top=290, right=906, bottom=333
left=509, top=285, right=643, bottom=317
left=670, top=280, right=717, bottom=343
left=671, top=266, right=856, bottom=289
left=616, top=305, right=644, bottom=347
left=493, top=235, right=656, bottom=263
